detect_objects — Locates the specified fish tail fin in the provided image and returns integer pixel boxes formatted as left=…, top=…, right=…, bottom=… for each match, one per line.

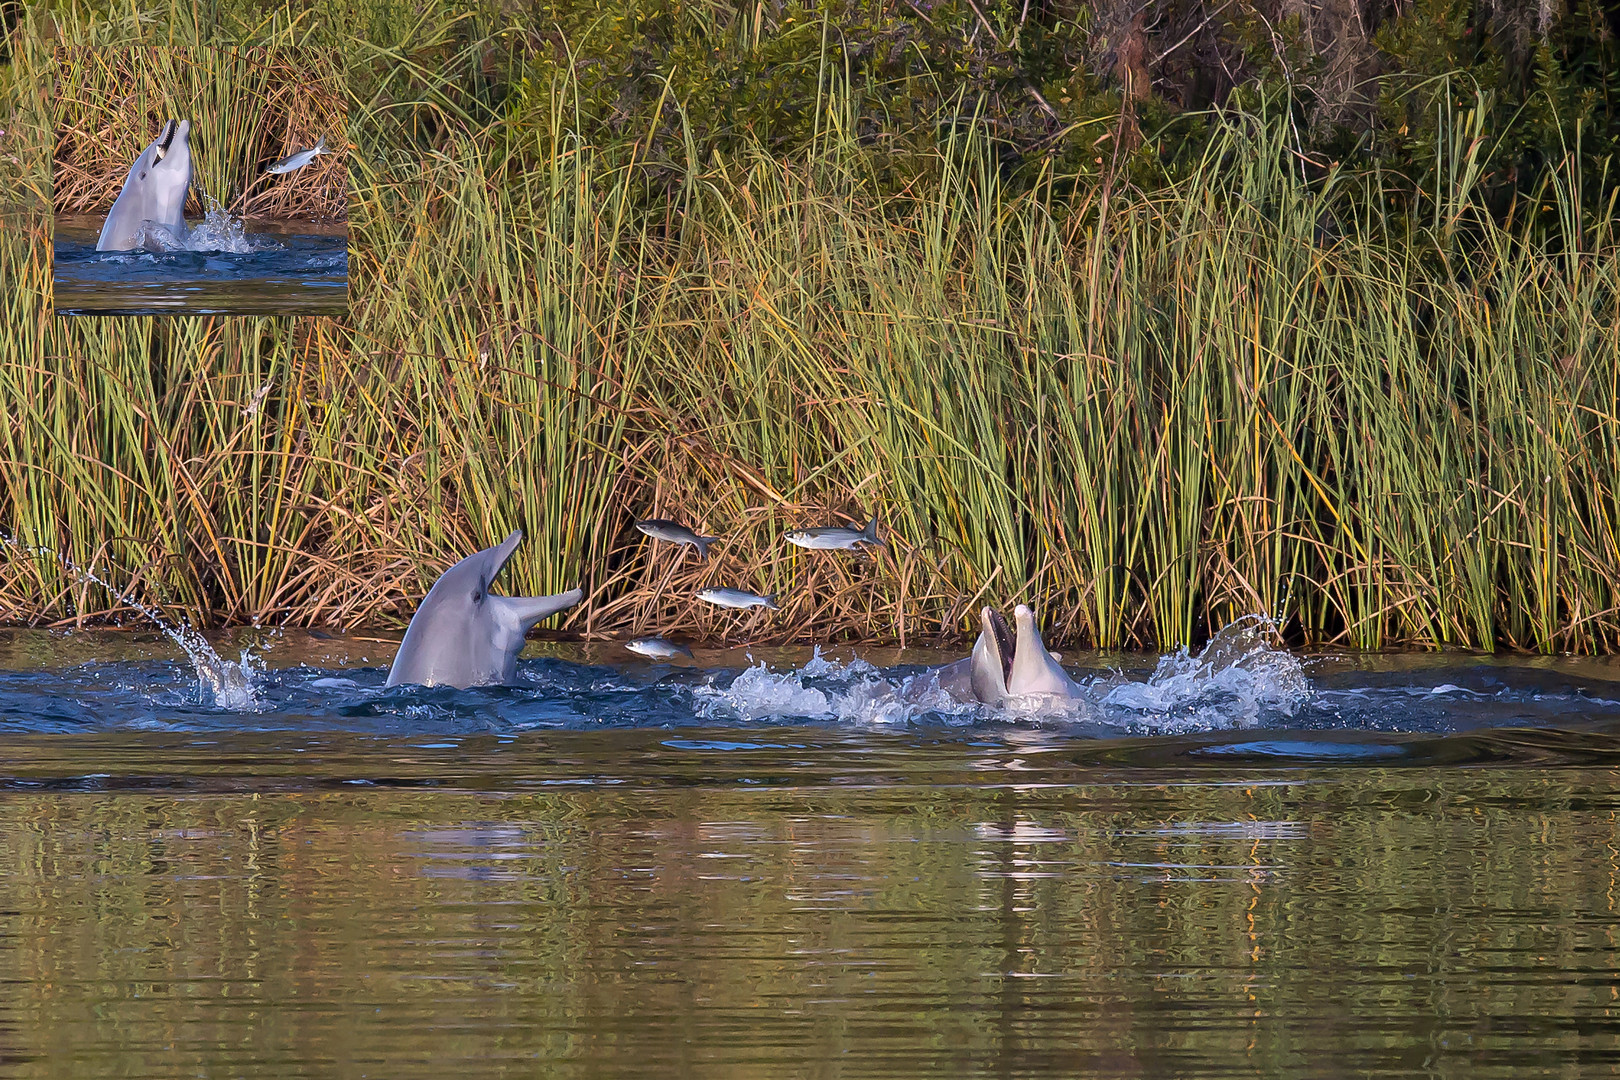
left=862, top=517, right=887, bottom=549
left=314, top=134, right=327, bottom=153
left=695, top=536, right=718, bottom=561
left=765, top=594, right=780, bottom=610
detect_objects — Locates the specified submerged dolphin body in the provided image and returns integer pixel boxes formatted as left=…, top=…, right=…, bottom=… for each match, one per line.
left=385, top=530, right=584, bottom=689
left=97, top=119, right=192, bottom=251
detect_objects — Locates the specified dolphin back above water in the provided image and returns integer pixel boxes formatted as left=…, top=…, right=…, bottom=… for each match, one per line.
left=96, top=119, right=192, bottom=251
left=385, top=530, right=584, bottom=689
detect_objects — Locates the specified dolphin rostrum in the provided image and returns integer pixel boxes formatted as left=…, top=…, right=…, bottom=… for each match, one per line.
left=97, top=119, right=193, bottom=251
left=385, top=530, right=584, bottom=689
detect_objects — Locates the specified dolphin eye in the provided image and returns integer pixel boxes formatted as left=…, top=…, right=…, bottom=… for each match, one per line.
left=471, top=589, right=483, bottom=603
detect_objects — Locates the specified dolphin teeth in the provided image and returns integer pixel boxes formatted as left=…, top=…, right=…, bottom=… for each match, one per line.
left=155, top=119, right=177, bottom=160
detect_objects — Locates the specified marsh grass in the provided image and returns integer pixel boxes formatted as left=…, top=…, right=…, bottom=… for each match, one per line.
left=3, top=5, right=1619, bottom=650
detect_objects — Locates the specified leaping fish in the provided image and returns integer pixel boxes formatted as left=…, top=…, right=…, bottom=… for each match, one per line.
left=696, top=587, right=778, bottom=611
left=635, top=518, right=719, bottom=561
left=263, top=135, right=328, bottom=175
left=784, top=516, right=887, bottom=551
left=625, top=637, right=694, bottom=660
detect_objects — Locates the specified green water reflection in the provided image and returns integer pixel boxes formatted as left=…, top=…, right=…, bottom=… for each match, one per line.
left=2, top=742, right=1617, bottom=1077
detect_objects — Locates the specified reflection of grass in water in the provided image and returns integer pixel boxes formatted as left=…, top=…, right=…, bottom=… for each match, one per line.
left=2, top=768, right=1617, bottom=1070
left=2, top=4, right=1620, bottom=652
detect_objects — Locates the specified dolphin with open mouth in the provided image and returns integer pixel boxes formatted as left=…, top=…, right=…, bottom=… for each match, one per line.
left=933, top=604, right=1082, bottom=707
left=96, top=119, right=192, bottom=251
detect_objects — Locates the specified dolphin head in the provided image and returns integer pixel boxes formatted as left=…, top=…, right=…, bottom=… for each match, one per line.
left=385, top=530, right=584, bottom=689
left=1007, top=604, right=1080, bottom=699
left=143, top=119, right=192, bottom=222
left=96, top=118, right=194, bottom=250
left=969, top=606, right=1013, bottom=706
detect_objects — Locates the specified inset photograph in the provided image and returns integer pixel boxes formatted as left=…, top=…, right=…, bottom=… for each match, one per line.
left=51, top=45, right=346, bottom=316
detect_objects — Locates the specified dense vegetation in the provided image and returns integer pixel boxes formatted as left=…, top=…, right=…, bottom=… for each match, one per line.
left=2, top=0, right=1618, bottom=651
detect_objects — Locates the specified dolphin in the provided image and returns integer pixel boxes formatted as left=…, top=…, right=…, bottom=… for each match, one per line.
left=385, top=530, right=584, bottom=689
left=1007, top=604, right=1081, bottom=701
left=97, top=119, right=193, bottom=251
left=963, top=604, right=1081, bottom=707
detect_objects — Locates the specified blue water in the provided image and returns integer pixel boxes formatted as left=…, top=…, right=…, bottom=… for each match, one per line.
left=51, top=211, right=347, bottom=315
left=5, top=626, right=1619, bottom=766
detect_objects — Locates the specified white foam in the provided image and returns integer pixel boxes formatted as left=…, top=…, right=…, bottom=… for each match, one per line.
left=693, top=646, right=957, bottom=725
left=1099, top=615, right=1309, bottom=732
left=692, top=616, right=1310, bottom=733
left=130, top=197, right=280, bottom=254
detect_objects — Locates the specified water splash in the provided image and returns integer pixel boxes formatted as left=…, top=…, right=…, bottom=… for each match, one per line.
left=130, top=197, right=281, bottom=254
left=1101, top=615, right=1310, bottom=732
left=0, top=534, right=263, bottom=710
left=692, top=616, right=1309, bottom=731
left=692, top=646, right=973, bottom=725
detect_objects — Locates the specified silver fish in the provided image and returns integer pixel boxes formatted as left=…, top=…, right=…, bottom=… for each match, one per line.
left=263, top=135, right=328, bottom=175
left=626, top=637, right=694, bottom=660
left=696, top=587, right=779, bottom=611
left=635, top=518, right=719, bottom=561
left=785, top=516, right=886, bottom=551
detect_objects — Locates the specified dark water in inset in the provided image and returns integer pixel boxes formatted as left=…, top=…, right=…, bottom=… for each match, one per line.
left=2, top=627, right=1619, bottom=1077
left=51, top=212, right=347, bottom=316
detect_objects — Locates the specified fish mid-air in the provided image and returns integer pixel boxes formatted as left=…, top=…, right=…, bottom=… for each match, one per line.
left=625, top=637, right=694, bottom=660
left=635, top=518, right=719, bottom=561
left=263, top=135, right=328, bottom=175
left=696, top=587, right=779, bottom=611
left=385, top=530, right=584, bottom=689
left=784, top=517, right=886, bottom=551
left=96, top=119, right=192, bottom=251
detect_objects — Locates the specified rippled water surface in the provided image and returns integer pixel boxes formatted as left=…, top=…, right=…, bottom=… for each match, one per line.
left=51, top=212, right=347, bottom=315
left=2, top=626, right=1619, bottom=1077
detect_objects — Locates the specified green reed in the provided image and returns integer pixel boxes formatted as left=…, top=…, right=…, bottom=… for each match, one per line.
left=4, top=4, right=1618, bottom=650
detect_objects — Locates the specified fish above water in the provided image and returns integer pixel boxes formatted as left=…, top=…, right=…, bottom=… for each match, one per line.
left=626, top=637, right=694, bottom=660
left=264, top=135, right=328, bottom=175
left=785, top=516, right=886, bottom=551
left=696, top=587, right=779, bottom=611
left=635, top=518, right=719, bottom=561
